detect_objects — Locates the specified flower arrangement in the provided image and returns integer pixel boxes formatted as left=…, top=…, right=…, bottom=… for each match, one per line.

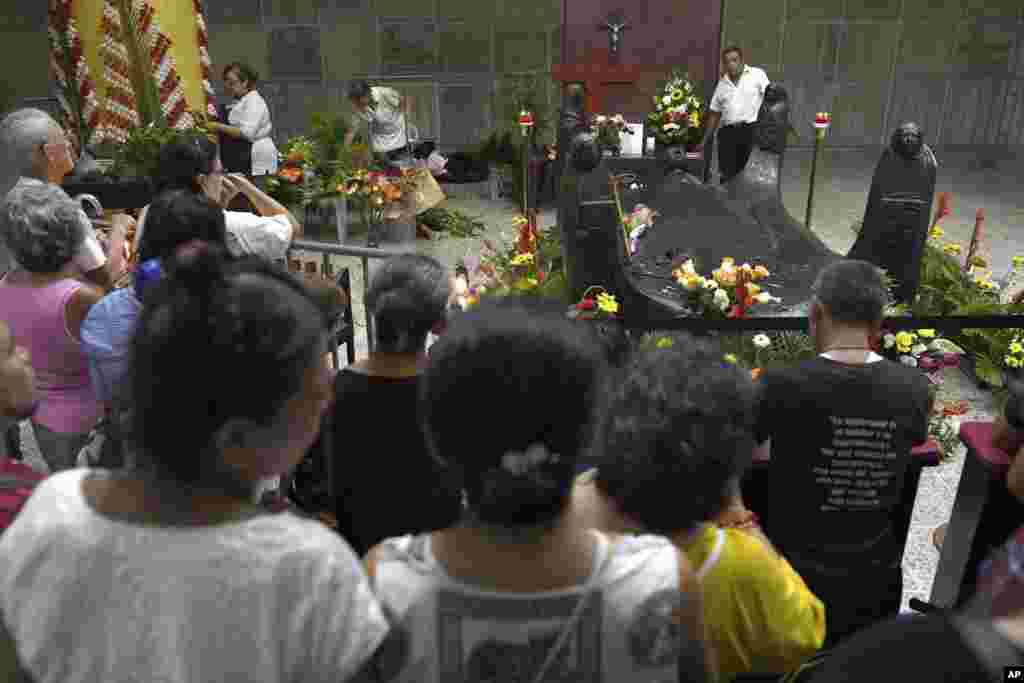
left=459, top=213, right=567, bottom=304
left=646, top=70, right=705, bottom=147
left=591, top=114, right=632, bottom=151
left=338, top=167, right=418, bottom=229
left=879, top=328, right=965, bottom=374
left=264, top=136, right=318, bottom=207
left=1004, top=333, right=1024, bottom=371
left=912, top=194, right=1006, bottom=316
left=672, top=257, right=779, bottom=318
left=567, top=286, right=621, bottom=321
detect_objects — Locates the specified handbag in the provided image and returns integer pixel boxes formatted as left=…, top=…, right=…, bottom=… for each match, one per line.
left=407, top=168, right=445, bottom=215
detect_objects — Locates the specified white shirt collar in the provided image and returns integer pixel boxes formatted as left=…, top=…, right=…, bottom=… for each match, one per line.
left=723, top=65, right=751, bottom=85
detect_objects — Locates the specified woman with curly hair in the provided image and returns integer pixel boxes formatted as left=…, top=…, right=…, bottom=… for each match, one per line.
left=572, top=335, right=825, bottom=679
left=358, top=300, right=710, bottom=683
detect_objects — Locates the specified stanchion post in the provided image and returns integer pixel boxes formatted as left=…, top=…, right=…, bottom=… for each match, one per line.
left=804, top=112, right=831, bottom=232
left=362, top=255, right=374, bottom=354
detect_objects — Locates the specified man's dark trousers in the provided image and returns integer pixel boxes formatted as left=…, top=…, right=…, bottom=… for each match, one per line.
left=717, top=121, right=755, bottom=182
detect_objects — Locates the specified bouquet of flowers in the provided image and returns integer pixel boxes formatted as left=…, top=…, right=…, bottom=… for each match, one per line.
left=672, top=257, right=779, bottom=318
left=646, top=70, right=705, bottom=147
left=591, top=114, right=631, bottom=150
left=459, top=211, right=569, bottom=305
left=265, top=136, right=320, bottom=206
left=567, top=286, right=621, bottom=321
left=1004, top=333, right=1024, bottom=372
left=338, top=167, right=418, bottom=226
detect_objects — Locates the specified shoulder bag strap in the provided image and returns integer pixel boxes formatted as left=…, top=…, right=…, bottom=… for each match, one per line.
left=529, top=535, right=618, bottom=683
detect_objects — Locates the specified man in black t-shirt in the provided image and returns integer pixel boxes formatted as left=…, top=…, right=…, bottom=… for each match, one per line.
left=752, top=260, right=932, bottom=647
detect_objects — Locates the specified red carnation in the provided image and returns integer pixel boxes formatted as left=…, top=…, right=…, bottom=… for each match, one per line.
left=577, top=299, right=595, bottom=311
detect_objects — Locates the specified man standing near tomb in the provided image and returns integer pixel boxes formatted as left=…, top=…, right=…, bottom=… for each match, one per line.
left=344, top=80, right=412, bottom=168
left=750, top=260, right=932, bottom=647
left=697, top=46, right=771, bottom=183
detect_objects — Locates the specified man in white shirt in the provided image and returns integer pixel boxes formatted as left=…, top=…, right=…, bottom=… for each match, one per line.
left=697, top=47, right=771, bottom=183
left=0, top=109, right=130, bottom=290
left=344, top=80, right=411, bottom=167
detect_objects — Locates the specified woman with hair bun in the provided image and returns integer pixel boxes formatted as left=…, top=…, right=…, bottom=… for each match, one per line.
left=79, top=190, right=230, bottom=468
left=328, top=254, right=461, bottom=556
left=358, top=299, right=710, bottom=683
left=0, top=245, right=389, bottom=681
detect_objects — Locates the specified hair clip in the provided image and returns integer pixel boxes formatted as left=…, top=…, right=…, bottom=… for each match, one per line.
left=500, top=443, right=560, bottom=476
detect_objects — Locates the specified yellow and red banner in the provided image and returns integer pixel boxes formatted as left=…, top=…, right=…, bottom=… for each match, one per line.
left=50, top=0, right=214, bottom=142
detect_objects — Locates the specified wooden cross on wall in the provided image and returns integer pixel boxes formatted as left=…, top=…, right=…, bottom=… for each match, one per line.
left=552, top=47, right=644, bottom=115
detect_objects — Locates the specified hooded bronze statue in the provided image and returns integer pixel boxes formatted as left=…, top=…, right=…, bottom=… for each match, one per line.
left=846, top=122, right=938, bottom=304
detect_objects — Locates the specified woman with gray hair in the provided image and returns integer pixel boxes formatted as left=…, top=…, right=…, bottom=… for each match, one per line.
left=326, top=253, right=461, bottom=556
left=0, top=182, right=104, bottom=471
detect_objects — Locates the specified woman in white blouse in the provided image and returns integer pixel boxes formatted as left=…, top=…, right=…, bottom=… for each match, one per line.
left=207, top=62, right=279, bottom=179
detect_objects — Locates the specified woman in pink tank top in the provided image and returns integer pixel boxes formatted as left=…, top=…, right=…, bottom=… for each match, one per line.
left=0, top=182, right=104, bottom=471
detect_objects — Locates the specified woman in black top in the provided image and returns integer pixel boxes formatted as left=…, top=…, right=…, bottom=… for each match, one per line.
left=329, top=254, right=460, bottom=556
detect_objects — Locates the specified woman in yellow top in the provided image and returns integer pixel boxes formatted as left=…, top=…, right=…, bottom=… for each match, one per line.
left=572, top=335, right=825, bottom=680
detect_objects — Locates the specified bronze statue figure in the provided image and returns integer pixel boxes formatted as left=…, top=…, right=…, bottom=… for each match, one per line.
left=846, top=122, right=938, bottom=304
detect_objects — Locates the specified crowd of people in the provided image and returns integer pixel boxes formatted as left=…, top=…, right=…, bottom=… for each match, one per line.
left=0, top=104, right=1021, bottom=682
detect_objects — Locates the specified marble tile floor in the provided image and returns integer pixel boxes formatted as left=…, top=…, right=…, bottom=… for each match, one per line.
left=13, top=149, right=1018, bottom=612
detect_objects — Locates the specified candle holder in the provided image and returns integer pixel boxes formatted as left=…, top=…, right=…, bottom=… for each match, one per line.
left=518, top=110, right=534, bottom=138
left=805, top=112, right=831, bottom=231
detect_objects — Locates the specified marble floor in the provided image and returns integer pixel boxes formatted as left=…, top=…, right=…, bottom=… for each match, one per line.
left=15, top=148, right=1018, bottom=612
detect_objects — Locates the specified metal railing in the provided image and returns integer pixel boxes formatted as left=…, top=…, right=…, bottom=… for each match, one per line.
left=621, top=314, right=1024, bottom=333
left=287, top=238, right=414, bottom=354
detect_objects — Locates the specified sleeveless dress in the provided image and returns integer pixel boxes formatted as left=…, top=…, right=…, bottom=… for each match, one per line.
left=0, top=274, right=99, bottom=434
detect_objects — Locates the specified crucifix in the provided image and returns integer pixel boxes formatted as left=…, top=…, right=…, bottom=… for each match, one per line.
left=601, top=13, right=629, bottom=57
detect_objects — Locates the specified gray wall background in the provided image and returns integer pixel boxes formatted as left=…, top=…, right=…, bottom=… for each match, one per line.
left=4, top=0, right=1024, bottom=154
